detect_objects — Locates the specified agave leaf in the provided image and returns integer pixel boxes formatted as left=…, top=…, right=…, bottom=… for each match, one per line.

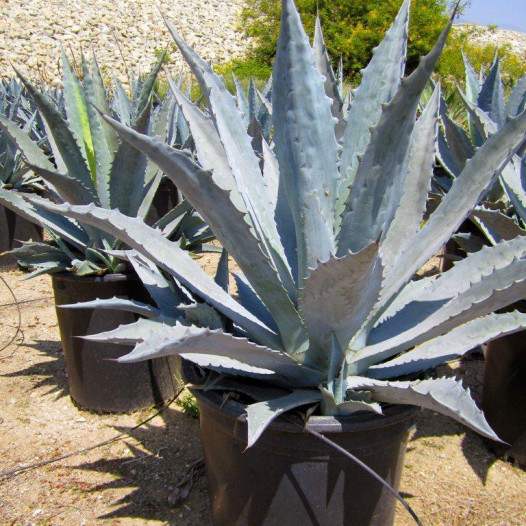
left=337, top=0, right=410, bottom=219
left=233, top=272, right=278, bottom=333
left=320, top=387, right=382, bottom=416
left=62, top=52, right=96, bottom=179
left=180, top=303, right=223, bottom=330
left=273, top=0, right=341, bottom=285
left=214, top=248, right=229, bottom=293
left=463, top=52, right=481, bottom=105
left=381, top=110, right=526, bottom=307
left=457, top=86, right=497, bottom=139
left=299, top=243, right=382, bottom=371
left=0, top=190, right=88, bottom=250
left=82, top=317, right=169, bottom=344
left=15, top=69, right=97, bottom=200
left=381, top=83, right=440, bottom=270
left=354, top=258, right=526, bottom=371
left=471, top=206, right=525, bottom=244
left=135, top=50, right=166, bottom=118
left=506, top=74, right=526, bottom=117
left=246, top=389, right=322, bottom=448
left=313, top=14, right=344, bottom=138
left=232, top=73, right=249, bottom=124
left=82, top=55, right=114, bottom=209
left=127, top=252, right=181, bottom=318
left=108, top=101, right=151, bottom=217
left=112, top=78, right=132, bottom=125
left=164, top=18, right=294, bottom=299
left=500, top=155, right=526, bottom=222
left=478, top=56, right=505, bottom=128
left=338, top=15, right=453, bottom=255
left=94, top=113, right=307, bottom=354
left=0, top=115, right=95, bottom=205
left=439, top=94, right=475, bottom=175
left=59, top=296, right=161, bottom=318
left=117, top=323, right=323, bottom=387
left=368, top=310, right=526, bottom=379
left=346, top=376, right=500, bottom=441
left=261, top=139, right=297, bottom=281
left=31, top=200, right=282, bottom=350
left=453, top=232, right=486, bottom=253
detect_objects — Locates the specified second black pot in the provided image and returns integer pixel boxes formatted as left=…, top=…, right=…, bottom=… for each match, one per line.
left=193, top=388, right=419, bottom=526
left=52, top=272, right=178, bottom=413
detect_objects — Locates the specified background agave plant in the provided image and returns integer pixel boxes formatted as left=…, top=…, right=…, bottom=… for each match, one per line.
left=437, top=54, right=526, bottom=252
left=0, top=53, right=212, bottom=276
left=33, top=0, right=526, bottom=447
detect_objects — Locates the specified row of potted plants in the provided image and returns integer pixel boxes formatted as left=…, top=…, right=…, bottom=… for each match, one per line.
left=1, top=0, right=525, bottom=523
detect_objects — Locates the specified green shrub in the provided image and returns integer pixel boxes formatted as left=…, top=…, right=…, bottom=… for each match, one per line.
left=237, top=0, right=449, bottom=82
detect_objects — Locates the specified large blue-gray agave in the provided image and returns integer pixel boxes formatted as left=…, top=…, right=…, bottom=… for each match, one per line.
left=32, top=0, right=526, bottom=446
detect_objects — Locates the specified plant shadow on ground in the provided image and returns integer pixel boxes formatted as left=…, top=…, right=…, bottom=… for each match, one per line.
left=72, top=405, right=211, bottom=525
left=1, top=338, right=68, bottom=400
left=409, top=354, right=504, bottom=484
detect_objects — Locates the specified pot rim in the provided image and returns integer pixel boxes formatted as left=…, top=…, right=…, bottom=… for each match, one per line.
left=192, top=387, right=420, bottom=435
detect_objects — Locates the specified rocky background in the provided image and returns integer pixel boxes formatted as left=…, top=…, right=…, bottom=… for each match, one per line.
left=0, top=0, right=249, bottom=86
left=0, top=2, right=525, bottom=87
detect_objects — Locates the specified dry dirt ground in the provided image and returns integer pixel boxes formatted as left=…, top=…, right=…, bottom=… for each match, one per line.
left=0, top=265, right=525, bottom=526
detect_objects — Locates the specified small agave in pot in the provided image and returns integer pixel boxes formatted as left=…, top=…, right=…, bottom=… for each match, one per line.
left=33, top=0, right=526, bottom=447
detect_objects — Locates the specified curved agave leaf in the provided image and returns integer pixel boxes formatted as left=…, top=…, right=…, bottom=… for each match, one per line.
left=58, top=296, right=161, bottom=318
left=0, top=189, right=88, bottom=250
left=127, top=252, right=181, bottom=318
left=346, top=376, right=500, bottom=441
left=94, top=112, right=307, bottom=354
left=381, top=110, right=526, bottom=307
left=338, top=14, right=454, bottom=255
left=354, top=257, right=526, bottom=371
left=82, top=318, right=169, bottom=344
left=463, top=52, right=481, bottom=105
left=368, top=310, right=526, bottom=379
left=299, top=243, right=382, bottom=372
left=471, top=206, right=525, bottom=244
left=31, top=199, right=282, bottom=350
left=246, top=389, right=322, bottom=448
left=381, top=83, right=440, bottom=270
left=214, top=248, right=229, bottom=293
left=337, top=0, right=410, bottom=218
left=272, top=0, right=340, bottom=284
left=117, top=323, right=324, bottom=388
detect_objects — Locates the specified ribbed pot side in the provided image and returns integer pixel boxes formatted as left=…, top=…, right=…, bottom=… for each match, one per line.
left=193, top=388, right=419, bottom=526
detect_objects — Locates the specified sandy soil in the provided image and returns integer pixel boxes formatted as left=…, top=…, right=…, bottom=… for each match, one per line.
left=0, top=266, right=525, bottom=526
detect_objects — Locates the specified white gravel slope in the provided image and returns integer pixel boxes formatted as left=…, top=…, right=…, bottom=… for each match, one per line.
left=0, top=0, right=249, bottom=84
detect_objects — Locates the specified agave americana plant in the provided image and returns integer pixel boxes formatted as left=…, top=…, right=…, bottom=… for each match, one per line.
left=437, top=54, right=526, bottom=251
left=0, top=53, right=211, bottom=276
left=33, top=0, right=526, bottom=447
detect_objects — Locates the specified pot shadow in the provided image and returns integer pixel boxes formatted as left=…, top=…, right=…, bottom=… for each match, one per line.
left=408, top=353, right=501, bottom=483
left=71, top=406, right=211, bottom=525
left=1, top=338, right=69, bottom=399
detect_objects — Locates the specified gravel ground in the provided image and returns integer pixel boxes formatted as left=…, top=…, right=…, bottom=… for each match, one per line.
left=0, top=0, right=249, bottom=85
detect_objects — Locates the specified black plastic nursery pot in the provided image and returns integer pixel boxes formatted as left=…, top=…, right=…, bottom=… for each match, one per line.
left=52, top=272, right=178, bottom=413
left=482, top=301, right=526, bottom=464
left=0, top=205, right=43, bottom=268
left=193, top=388, right=419, bottom=526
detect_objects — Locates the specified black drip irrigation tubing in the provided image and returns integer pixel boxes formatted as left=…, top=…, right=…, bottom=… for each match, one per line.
left=0, top=387, right=185, bottom=483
